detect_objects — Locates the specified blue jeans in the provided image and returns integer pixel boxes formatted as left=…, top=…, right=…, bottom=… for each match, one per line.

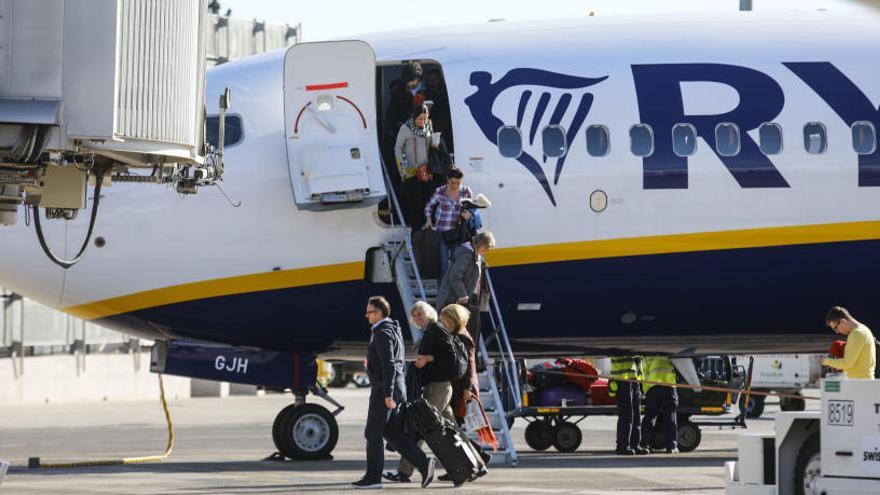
left=439, top=238, right=450, bottom=281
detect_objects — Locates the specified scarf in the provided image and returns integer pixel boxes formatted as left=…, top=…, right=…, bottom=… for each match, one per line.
left=406, top=118, right=433, bottom=138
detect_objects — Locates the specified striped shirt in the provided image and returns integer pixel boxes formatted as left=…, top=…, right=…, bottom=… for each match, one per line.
left=424, top=185, right=473, bottom=232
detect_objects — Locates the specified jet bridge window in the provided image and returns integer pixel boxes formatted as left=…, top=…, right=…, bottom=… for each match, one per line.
left=672, top=123, right=698, bottom=157
left=715, top=123, right=741, bottom=157
left=851, top=121, right=877, bottom=155
left=497, top=126, right=523, bottom=158
left=629, top=124, right=654, bottom=157
left=759, top=123, right=783, bottom=155
left=804, top=122, right=827, bottom=155
left=542, top=125, right=567, bottom=158
left=586, top=125, right=609, bottom=157
left=206, top=114, right=244, bottom=149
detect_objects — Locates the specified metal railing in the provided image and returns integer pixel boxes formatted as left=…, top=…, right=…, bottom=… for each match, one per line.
left=482, top=270, right=523, bottom=412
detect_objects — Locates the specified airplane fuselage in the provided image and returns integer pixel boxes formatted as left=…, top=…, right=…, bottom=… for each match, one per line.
left=2, top=11, right=879, bottom=356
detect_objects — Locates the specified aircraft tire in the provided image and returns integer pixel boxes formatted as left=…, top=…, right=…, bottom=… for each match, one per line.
left=524, top=420, right=554, bottom=451
left=272, top=404, right=299, bottom=454
left=276, top=404, right=339, bottom=460
left=552, top=422, right=582, bottom=453
left=676, top=421, right=701, bottom=453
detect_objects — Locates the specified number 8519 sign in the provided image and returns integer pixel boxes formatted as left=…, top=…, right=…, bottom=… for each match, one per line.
left=827, top=400, right=854, bottom=426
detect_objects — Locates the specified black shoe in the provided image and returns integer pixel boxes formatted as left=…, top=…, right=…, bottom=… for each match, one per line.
left=421, top=458, right=436, bottom=488
left=634, top=447, right=649, bottom=455
left=615, top=448, right=635, bottom=456
left=437, top=473, right=452, bottom=482
left=382, top=471, right=411, bottom=483
left=351, top=477, right=383, bottom=489
left=666, top=448, right=680, bottom=454
left=472, top=467, right=488, bottom=481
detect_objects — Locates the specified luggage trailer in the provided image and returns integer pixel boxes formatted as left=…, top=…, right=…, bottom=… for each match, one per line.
left=724, top=377, right=880, bottom=495
left=508, top=356, right=752, bottom=454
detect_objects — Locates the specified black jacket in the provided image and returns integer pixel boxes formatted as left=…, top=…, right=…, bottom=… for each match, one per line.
left=417, top=321, right=453, bottom=385
left=367, top=318, right=406, bottom=400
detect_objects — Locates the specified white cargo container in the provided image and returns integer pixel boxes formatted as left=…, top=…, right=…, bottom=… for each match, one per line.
left=735, top=354, right=822, bottom=418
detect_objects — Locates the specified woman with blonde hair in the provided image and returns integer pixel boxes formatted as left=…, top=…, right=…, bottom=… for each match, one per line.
left=385, top=301, right=455, bottom=484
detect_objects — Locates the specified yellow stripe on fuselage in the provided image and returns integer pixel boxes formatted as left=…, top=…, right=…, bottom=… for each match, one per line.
left=64, top=261, right=364, bottom=320
left=63, top=220, right=880, bottom=320
left=488, top=220, right=880, bottom=267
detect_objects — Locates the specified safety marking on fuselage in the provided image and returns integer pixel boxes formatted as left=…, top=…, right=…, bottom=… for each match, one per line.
left=61, top=220, right=880, bottom=321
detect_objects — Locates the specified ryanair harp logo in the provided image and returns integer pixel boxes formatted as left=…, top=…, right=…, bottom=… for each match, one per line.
left=465, top=69, right=608, bottom=205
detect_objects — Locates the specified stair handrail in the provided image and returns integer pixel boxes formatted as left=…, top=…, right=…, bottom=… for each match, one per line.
left=483, top=270, right=523, bottom=411
left=379, top=160, right=427, bottom=301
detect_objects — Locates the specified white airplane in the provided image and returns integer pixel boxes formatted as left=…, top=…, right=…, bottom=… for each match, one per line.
left=2, top=10, right=879, bottom=459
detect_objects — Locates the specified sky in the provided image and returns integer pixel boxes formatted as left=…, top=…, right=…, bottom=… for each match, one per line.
left=219, top=0, right=873, bottom=41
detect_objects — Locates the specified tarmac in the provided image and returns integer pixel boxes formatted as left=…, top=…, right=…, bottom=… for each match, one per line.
left=0, top=385, right=820, bottom=494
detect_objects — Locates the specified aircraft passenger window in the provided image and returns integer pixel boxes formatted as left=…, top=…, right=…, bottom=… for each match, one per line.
left=715, top=123, right=740, bottom=157
left=803, top=122, right=827, bottom=154
left=542, top=125, right=567, bottom=158
left=205, top=114, right=244, bottom=149
left=851, top=121, right=877, bottom=155
left=497, top=126, right=523, bottom=158
left=759, top=123, right=783, bottom=155
left=586, top=125, right=609, bottom=157
left=629, top=124, right=654, bottom=157
left=672, top=123, right=697, bottom=157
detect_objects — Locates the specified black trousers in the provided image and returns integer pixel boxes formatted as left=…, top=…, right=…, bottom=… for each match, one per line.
left=615, top=381, right=641, bottom=451
left=401, top=177, right=427, bottom=228
left=640, top=386, right=679, bottom=450
left=364, top=386, right=427, bottom=482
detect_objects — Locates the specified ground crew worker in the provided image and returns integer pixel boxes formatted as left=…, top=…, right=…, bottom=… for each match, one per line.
left=822, top=306, right=876, bottom=379
left=638, top=356, right=679, bottom=454
left=609, top=355, right=645, bottom=455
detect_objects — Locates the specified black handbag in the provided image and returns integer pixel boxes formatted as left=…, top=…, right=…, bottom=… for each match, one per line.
left=428, top=140, right=452, bottom=175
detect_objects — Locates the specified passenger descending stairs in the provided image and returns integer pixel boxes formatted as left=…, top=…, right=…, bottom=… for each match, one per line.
left=383, top=235, right=519, bottom=466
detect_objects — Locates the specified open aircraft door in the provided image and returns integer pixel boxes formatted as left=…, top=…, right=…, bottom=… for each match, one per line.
left=283, top=41, right=386, bottom=209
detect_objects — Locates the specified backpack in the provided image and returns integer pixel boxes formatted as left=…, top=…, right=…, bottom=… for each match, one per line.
left=442, top=329, right=470, bottom=382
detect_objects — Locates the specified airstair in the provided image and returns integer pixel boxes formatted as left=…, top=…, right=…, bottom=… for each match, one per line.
left=379, top=166, right=520, bottom=466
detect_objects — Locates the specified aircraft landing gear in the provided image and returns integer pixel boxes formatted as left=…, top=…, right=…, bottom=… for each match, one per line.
left=270, top=386, right=344, bottom=460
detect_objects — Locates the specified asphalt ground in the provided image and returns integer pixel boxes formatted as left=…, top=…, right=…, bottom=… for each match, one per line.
left=0, top=386, right=820, bottom=494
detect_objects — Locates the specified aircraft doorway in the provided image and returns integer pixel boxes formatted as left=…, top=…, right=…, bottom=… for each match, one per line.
left=376, top=60, right=456, bottom=228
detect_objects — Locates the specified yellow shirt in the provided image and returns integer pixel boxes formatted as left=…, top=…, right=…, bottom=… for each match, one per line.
left=825, top=324, right=876, bottom=379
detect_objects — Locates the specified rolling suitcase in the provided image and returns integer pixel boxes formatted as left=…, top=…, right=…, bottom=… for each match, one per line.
left=411, top=229, right=442, bottom=280
left=407, top=398, right=484, bottom=486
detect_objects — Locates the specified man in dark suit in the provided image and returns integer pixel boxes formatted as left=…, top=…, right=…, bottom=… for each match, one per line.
left=353, top=296, right=435, bottom=489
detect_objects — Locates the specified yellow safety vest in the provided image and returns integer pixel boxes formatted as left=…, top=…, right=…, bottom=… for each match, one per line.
left=641, top=357, right=678, bottom=393
left=609, top=356, right=640, bottom=397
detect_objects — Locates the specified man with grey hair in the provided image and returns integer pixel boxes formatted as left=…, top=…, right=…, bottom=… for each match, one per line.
left=385, top=301, right=457, bottom=483
left=436, top=231, right=496, bottom=342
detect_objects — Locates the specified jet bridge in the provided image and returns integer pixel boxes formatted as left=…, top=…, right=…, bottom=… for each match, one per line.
left=0, top=0, right=223, bottom=235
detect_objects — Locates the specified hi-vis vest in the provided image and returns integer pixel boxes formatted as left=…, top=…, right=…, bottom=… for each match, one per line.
left=608, top=356, right=640, bottom=397
left=641, top=357, right=678, bottom=394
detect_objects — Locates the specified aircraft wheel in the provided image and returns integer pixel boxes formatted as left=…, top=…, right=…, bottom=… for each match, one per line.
left=552, top=422, right=582, bottom=453
left=524, top=420, right=554, bottom=451
left=794, top=433, right=820, bottom=495
left=274, top=403, right=338, bottom=460
left=676, top=421, right=701, bottom=453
